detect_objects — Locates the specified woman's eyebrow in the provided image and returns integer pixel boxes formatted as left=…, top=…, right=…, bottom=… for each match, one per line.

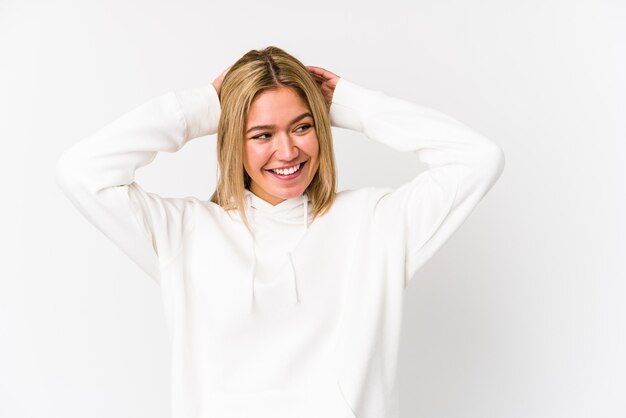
left=246, top=112, right=312, bottom=134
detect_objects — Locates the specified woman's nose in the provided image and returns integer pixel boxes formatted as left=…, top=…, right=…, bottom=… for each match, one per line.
left=274, top=132, right=299, bottom=161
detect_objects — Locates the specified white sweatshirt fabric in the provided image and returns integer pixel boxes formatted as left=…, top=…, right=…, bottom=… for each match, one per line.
left=56, top=77, right=505, bottom=418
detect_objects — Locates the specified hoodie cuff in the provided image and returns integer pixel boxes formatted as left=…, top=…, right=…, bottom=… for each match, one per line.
left=329, top=78, right=384, bottom=132
left=175, top=84, right=221, bottom=140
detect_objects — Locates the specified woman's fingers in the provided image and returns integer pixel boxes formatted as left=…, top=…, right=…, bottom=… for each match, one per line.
left=306, top=66, right=340, bottom=106
left=307, top=67, right=340, bottom=88
left=212, top=65, right=232, bottom=96
left=306, top=65, right=323, bottom=74
left=306, top=66, right=336, bottom=81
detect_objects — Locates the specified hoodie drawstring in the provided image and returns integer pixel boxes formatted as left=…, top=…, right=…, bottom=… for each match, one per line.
left=303, top=197, right=308, bottom=231
left=246, top=192, right=308, bottom=314
left=245, top=193, right=257, bottom=313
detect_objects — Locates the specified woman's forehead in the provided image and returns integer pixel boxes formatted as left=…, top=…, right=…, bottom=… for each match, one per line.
left=247, top=86, right=311, bottom=125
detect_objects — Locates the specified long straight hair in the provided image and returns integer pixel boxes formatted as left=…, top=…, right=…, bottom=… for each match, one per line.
left=209, top=46, right=337, bottom=232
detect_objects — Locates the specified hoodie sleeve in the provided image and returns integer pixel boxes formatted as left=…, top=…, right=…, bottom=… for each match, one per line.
left=329, top=78, right=505, bottom=287
left=55, top=84, right=221, bottom=284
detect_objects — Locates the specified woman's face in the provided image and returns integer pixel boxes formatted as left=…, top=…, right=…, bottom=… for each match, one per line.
left=243, top=85, right=320, bottom=205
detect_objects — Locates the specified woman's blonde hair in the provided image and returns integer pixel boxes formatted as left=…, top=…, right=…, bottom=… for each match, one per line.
left=209, top=46, right=337, bottom=232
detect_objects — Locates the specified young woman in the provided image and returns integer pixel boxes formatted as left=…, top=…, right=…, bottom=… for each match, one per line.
left=56, top=46, right=505, bottom=418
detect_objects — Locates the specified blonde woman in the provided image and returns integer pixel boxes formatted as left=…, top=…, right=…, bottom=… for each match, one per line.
left=56, top=46, right=505, bottom=418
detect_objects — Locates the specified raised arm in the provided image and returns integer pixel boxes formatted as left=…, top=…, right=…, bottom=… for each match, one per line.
left=55, top=81, right=221, bottom=284
left=328, top=77, right=505, bottom=288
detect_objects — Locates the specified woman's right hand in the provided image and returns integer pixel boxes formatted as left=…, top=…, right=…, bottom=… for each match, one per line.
left=212, top=65, right=231, bottom=97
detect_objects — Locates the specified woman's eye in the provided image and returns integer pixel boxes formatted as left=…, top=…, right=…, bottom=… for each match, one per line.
left=252, top=124, right=311, bottom=140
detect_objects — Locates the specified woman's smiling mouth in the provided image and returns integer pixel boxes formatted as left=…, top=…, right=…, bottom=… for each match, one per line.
left=266, top=161, right=306, bottom=179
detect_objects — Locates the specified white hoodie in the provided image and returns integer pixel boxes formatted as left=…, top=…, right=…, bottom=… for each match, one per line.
left=56, top=77, right=505, bottom=418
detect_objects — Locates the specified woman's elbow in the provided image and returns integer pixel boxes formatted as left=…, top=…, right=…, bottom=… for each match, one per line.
left=475, top=142, right=506, bottom=191
left=485, top=142, right=506, bottom=178
left=55, top=150, right=82, bottom=193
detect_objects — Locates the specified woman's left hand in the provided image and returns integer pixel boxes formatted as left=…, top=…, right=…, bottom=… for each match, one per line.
left=306, top=66, right=340, bottom=107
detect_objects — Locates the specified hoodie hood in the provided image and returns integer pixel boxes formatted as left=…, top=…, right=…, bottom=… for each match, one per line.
left=244, top=189, right=310, bottom=313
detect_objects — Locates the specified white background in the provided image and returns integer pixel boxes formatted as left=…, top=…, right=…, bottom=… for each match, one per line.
left=2, top=0, right=625, bottom=417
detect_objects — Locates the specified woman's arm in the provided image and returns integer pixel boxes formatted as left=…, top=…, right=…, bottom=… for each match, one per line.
left=328, top=77, right=505, bottom=288
left=55, top=81, right=221, bottom=284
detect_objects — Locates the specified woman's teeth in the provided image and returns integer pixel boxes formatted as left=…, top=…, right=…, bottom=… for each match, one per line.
left=271, top=163, right=301, bottom=175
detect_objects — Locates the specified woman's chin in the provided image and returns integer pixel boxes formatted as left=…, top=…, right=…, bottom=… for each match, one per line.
left=271, top=187, right=305, bottom=200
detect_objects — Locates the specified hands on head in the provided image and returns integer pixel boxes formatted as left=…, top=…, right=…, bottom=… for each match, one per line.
left=212, top=65, right=340, bottom=107
left=212, top=65, right=231, bottom=98
left=305, top=66, right=340, bottom=107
